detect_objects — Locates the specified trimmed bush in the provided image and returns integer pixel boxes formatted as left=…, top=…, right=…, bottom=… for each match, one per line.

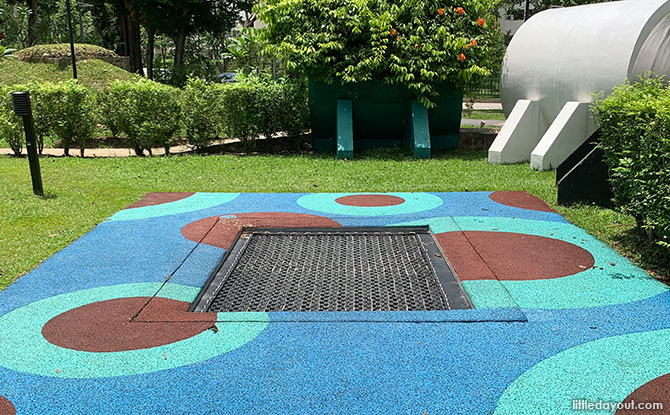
left=46, top=81, right=97, bottom=157
left=2, top=76, right=307, bottom=155
left=592, top=75, right=670, bottom=254
left=216, top=78, right=309, bottom=148
left=183, top=77, right=224, bottom=150
left=22, top=82, right=63, bottom=154
left=217, top=81, right=264, bottom=145
left=97, top=88, right=122, bottom=138
left=106, top=80, right=182, bottom=155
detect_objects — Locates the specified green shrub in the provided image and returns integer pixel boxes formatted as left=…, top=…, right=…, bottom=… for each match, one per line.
left=97, top=88, right=122, bottom=138
left=21, top=82, right=61, bottom=154
left=43, top=81, right=96, bottom=157
left=0, top=87, right=23, bottom=156
left=107, top=80, right=181, bottom=155
left=0, top=82, right=79, bottom=155
left=592, top=75, right=670, bottom=254
left=273, top=79, right=309, bottom=140
left=217, top=81, right=263, bottom=146
left=260, top=0, right=500, bottom=107
left=183, top=77, right=223, bottom=150
left=216, top=78, right=309, bottom=148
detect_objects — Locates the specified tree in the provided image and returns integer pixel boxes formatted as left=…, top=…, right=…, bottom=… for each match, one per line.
left=86, top=0, right=143, bottom=74
left=85, top=0, right=252, bottom=78
left=149, top=0, right=253, bottom=76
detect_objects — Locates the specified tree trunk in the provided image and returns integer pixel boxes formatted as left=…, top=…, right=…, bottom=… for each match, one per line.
left=117, top=12, right=143, bottom=74
left=26, top=0, right=37, bottom=46
left=146, top=27, right=155, bottom=80
left=173, top=25, right=187, bottom=76
left=133, top=143, right=143, bottom=156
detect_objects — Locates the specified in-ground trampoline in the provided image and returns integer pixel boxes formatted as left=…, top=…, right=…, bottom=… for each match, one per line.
left=0, top=191, right=668, bottom=414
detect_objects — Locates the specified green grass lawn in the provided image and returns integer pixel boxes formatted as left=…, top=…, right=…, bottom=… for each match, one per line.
left=0, top=149, right=651, bottom=290
left=462, top=109, right=506, bottom=120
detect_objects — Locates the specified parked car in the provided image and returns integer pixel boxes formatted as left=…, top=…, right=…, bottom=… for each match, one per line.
left=212, top=72, right=237, bottom=83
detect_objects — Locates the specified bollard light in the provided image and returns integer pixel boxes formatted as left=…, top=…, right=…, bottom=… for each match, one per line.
left=11, top=91, right=31, bottom=116
left=11, top=91, right=44, bottom=196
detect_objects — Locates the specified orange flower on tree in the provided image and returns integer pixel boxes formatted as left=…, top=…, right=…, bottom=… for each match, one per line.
left=414, top=43, right=420, bottom=49
left=390, top=28, right=398, bottom=36
left=437, top=8, right=445, bottom=15
left=458, top=53, right=466, bottom=62
left=455, top=7, right=465, bottom=15
left=477, top=18, right=485, bottom=26
left=471, top=39, right=477, bottom=46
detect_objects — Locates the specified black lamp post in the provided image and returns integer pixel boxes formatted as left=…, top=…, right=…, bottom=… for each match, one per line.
left=65, top=0, right=77, bottom=79
left=11, top=92, right=44, bottom=197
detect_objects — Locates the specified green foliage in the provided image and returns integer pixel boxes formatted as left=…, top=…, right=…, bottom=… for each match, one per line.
left=45, top=81, right=97, bottom=156
left=223, top=28, right=276, bottom=76
left=183, top=77, right=223, bottom=150
left=592, top=75, right=670, bottom=261
left=0, top=2, right=31, bottom=48
left=20, top=82, right=60, bottom=153
left=0, top=81, right=95, bottom=156
left=0, top=86, right=23, bottom=155
left=260, top=0, right=500, bottom=107
left=97, top=88, right=122, bottom=138
left=106, top=79, right=182, bottom=155
left=217, top=77, right=309, bottom=147
left=0, top=45, right=16, bottom=59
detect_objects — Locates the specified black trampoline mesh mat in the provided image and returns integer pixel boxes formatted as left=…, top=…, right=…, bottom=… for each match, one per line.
left=196, top=228, right=469, bottom=312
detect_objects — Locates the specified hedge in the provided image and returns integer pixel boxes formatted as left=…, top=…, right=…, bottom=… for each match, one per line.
left=0, top=81, right=96, bottom=156
left=592, top=75, right=670, bottom=254
left=0, top=77, right=309, bottom=155
left=183, top=77, right=225, bottom=150
left=106, top=80, right=182, bottom=155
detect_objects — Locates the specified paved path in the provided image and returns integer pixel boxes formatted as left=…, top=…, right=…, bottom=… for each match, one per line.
left=0, top=191, right=668, bottom=414
left=0, top=144, right=196, bottom=158
left=0, top=138, right=237, bottom=158
left=462, top=102, right=503, bottom=110
left=461, top=118, right=505, bottom=128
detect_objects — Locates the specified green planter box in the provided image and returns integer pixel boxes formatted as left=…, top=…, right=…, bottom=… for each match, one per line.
left=309, top=78, right=462, bottom=158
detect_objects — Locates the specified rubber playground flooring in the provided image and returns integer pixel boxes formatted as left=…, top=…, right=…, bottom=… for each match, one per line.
left=0, top=192, right=669, bottom=414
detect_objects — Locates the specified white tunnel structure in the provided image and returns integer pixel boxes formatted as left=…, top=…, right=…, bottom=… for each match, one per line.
left=488, top=0, right=670, bottom=170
